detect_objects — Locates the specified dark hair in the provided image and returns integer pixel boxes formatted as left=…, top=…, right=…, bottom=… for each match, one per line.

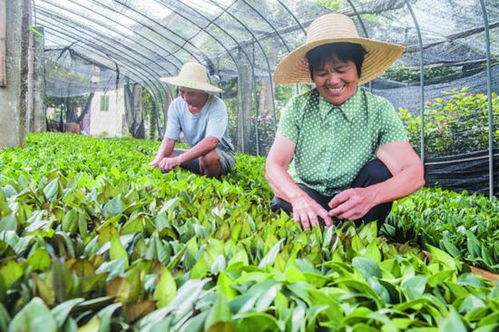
left=306, top=43, right=366, bottom=80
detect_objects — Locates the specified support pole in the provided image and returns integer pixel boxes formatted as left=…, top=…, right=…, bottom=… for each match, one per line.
left=0, top=0, right=30, bottom=148
left=478, top=0, right=495, bottom=198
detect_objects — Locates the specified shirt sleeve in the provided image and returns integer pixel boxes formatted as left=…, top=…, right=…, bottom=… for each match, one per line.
left=164, top=98, right=182, bottom=140
left=205, top=98, right=228, bottom=141
left=378, top=98, right=408, bottom=146
left=277, top=95, right=302, bottom=143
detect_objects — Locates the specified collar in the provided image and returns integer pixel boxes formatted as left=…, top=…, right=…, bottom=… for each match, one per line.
left=317, top=86, right=362, bottom=122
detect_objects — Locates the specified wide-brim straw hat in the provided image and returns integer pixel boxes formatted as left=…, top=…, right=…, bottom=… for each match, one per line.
left=273, top=13, right=404, bottom=85
left=160, top=62, right=222, bottom=94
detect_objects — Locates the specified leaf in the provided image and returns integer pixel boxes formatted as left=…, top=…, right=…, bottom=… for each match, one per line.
left=126, top=300, right=156, bottom=324
left=401, top=276, right=427, bottom=301
left=217, top=271, right=237, bottom=300
left=43, top=179, right=59, bottom=202
left=77, top=316, right=100, bottom=332
left=51, top=298, right=85, bottom=328
left=103, top=196, right=124, bottom=218
left=106, top=277, right=130, bottom=302
left=428, top=245, right=457, bottom=270
left=352, top=257, right=382, bottom=279
left=234, top=313, right=280, bottom=332
left=258, top=239, right=284, bottom=268
left=28, top=248, right=51, bottom=271
left=154, top=268, right=177, bottom=308
left=8, top=297, right=57, bottom=332
left=0, top=260, right=23, bottom=288
left=204, top=296, right=233, bottom=332
left=110, top=230, right=129, bottom=268
left=438, top=308, right=467, bottom=332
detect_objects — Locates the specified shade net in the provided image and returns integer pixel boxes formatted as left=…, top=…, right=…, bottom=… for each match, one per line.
left=35, top=0, right=498, bottom=193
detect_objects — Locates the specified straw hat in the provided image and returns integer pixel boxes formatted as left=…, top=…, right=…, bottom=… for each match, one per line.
left=160, top=62, right=222, bottom=94
left=273, top=13, right=404, bottom=85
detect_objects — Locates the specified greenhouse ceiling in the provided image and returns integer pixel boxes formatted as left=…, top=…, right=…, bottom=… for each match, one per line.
left=34, top=0, right=498, bottom=100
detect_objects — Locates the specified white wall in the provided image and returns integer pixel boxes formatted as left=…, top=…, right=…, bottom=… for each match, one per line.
left=89, top=88, right=125, bottom=137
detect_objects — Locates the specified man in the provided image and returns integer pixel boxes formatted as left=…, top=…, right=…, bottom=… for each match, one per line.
left=150, top=62, right=235, bottom=177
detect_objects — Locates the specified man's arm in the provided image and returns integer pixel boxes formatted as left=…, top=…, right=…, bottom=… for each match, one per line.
left=328, top=141, right=425, bottom=220
left=157, top=136, right=219, bottom=172
left=266, top=133, right=333, bottom=229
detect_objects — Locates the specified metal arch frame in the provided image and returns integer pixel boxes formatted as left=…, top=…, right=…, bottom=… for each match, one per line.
left=403, top=0, right=425, bottom=164
left=35, top=10, right=169, bottom=92
left=478, top=0, right=495, bottom=198
left=34, top=0, right=171, bottom=113
left=277, top=0, right=306, bottom=35
left=39, top=0, right=180, bottom=74
left=100, top=0, right=208, bottom=66
left=153, top=0, right=256, bottom=153
left=240, top=0, right=291, bottom=54
left=38, top=20, right=167, bottom=108
left=206, top=0, right=277, bottom=130
left=41, top=28, right=164, bottom=102
left=42, top=33, right=166, bottom=124
left=36, top=6, right=172, bottom=107
left=170, top=0, right=261, bottom=154
left=345, top=0, right=372, bottom=92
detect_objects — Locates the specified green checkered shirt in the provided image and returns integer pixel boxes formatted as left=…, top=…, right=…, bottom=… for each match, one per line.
left=278, top=87, right=408, bottom=196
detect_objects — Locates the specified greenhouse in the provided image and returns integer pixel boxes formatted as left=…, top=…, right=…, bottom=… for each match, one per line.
left=0, top=0, right=498, bottom=331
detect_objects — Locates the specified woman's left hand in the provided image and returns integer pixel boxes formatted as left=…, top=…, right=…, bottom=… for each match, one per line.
left=327, top=187, right=376, bottom=220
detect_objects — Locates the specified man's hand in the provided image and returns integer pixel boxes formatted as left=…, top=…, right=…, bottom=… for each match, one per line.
left=158, top=157, right=182, bottom=172
left=149, top=156, right=163, bottom=168
left=328, top=187, right=377, bottom=221
left=290, top=194, right=333, bottom=230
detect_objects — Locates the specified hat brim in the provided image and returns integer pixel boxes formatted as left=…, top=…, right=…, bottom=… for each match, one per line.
left=160, top=77, right=223, bottom=94
left=273, top=38, right=404, bottom=85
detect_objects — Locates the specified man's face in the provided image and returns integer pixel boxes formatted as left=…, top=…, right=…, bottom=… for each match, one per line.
left=179, top=87, right=209, bottom=114
left=312, top=59, right=359, bottom=106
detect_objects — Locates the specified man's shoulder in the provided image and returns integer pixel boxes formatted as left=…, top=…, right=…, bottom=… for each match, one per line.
left=206, top=95, right=227, bottom=113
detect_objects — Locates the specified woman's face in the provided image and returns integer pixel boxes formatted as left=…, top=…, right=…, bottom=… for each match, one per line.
left=312, top=59, right=359, bottom=106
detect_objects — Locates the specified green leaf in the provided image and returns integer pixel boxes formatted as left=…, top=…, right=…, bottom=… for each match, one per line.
left=438, top=308, right=467, bottom=332
left=28, top=248, right=51, bottom=271
left=0, top=260, right=23, bottom=288
left=110, top=230, right=129, bottom=268
left=352, top=257, right=382, bottom=279
left=43, top=179, right=59, bottom=202
left=51, top=298, right=85, bottom=328
left=204, top=296, right=233, bottom=332
left=234, top=313, right=280, bottom=332
left=103, top=196, right=124, bottom=218
left=401, top=276, right=427, bottom=301
left=154, top=268, right=177, bottom=308
left=258, top=239, right=284, bottom=268
left=8, top=297, right=57, bottom=332
left=217, top=271, right=237, bottom=300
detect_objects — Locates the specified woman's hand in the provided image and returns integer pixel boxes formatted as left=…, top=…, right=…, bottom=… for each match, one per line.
left=291, top=193, right=333, bottom=230
left=328, top=187, right=376, bottom=220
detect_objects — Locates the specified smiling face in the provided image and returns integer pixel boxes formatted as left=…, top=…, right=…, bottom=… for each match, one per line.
left=312, top=59, right=359, bottom=106
left=179, top=87, right=209, bottom=114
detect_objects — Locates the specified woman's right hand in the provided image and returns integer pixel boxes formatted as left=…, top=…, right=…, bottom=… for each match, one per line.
left=290, top=193, right=333, bottom=230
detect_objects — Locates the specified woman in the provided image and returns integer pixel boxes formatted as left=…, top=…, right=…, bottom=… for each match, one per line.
left=266, top=13, right=424, bottom=230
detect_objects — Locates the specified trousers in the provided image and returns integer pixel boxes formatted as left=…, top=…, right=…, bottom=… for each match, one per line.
left=270, top=159, right=393, bottom=223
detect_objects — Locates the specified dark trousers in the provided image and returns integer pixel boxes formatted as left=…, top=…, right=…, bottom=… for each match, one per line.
left=270, top=159, right=393, bottom=223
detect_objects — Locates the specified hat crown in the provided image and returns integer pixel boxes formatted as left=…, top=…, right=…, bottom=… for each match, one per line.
left=306, top=13, right=360, bottom=44
left=178, top=62, right=209, bottom=83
